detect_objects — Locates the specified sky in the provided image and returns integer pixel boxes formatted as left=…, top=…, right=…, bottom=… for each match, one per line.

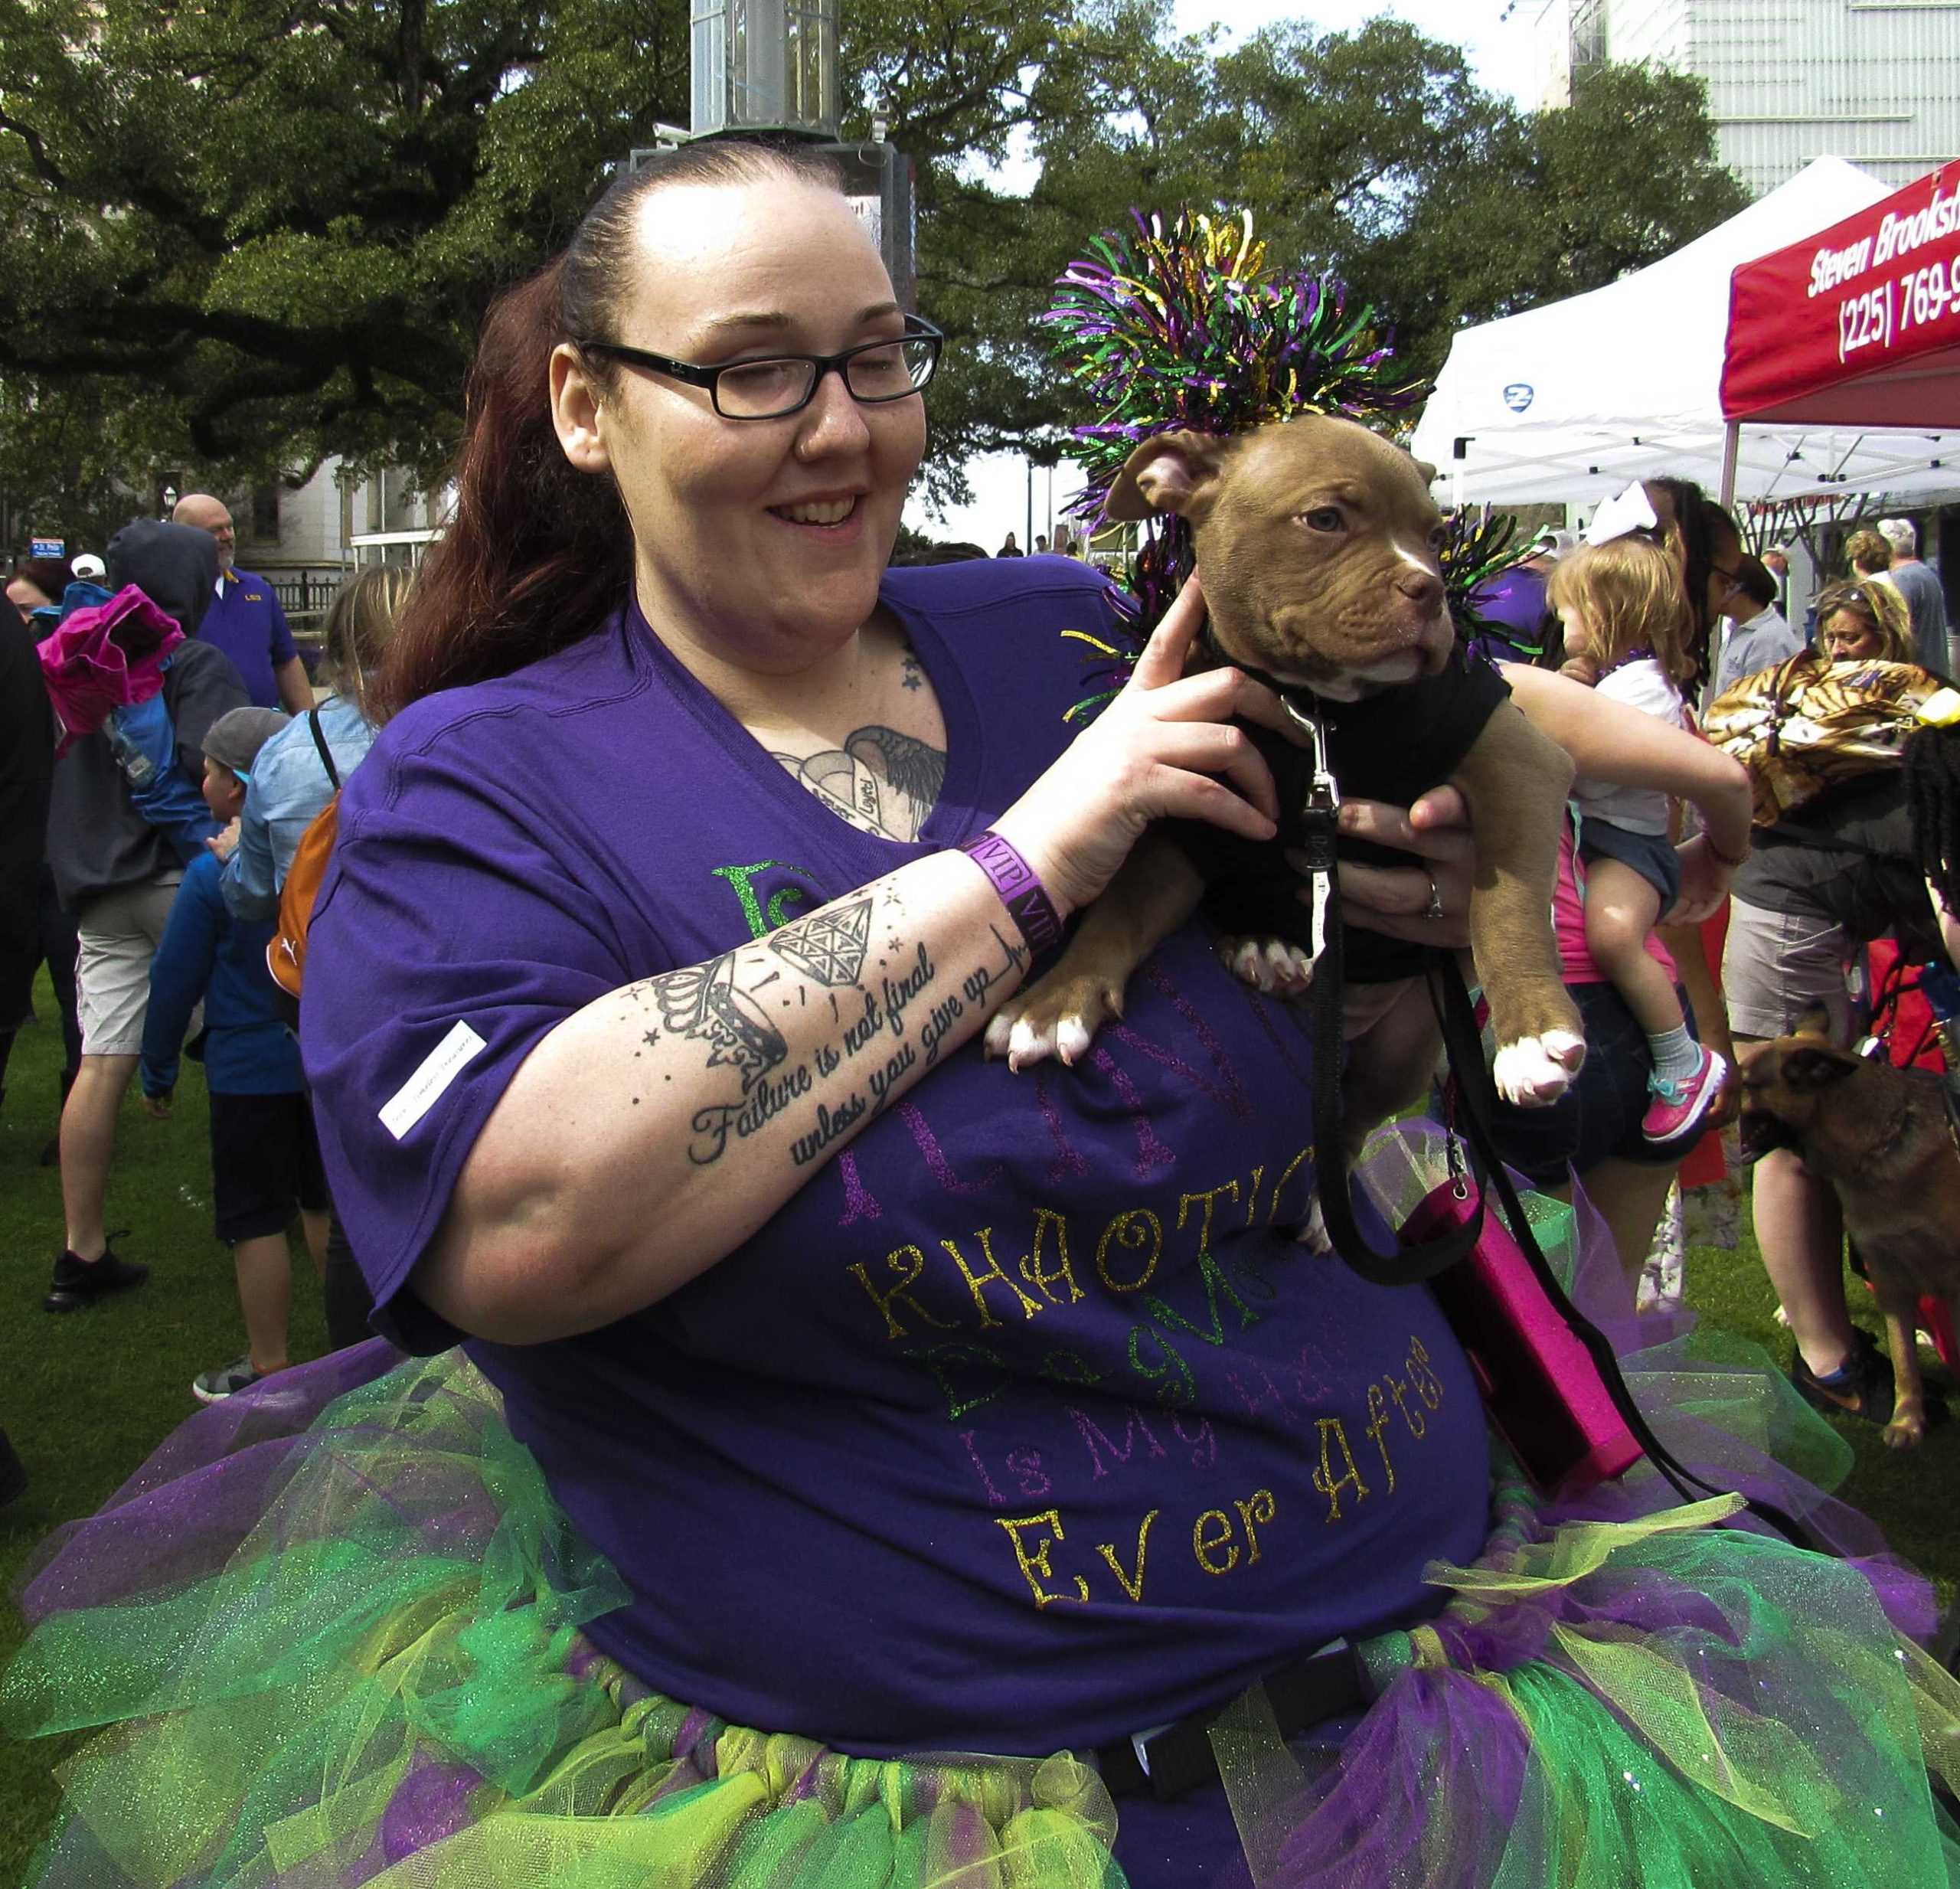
left=901, top=1, right=1547, bottom=548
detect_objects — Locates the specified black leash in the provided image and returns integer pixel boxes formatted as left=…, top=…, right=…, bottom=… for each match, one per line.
left=1096, top=688, right=1847, bottom=1805
left=1289, top=701, right=1491, bottom=1283
left=1282, top=695, right=1830, bottom=1554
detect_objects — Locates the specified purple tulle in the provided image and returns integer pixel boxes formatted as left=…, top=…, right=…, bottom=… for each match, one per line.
left=379, top=1757, right=482, bottom=1863
left=12, top=1340, right=403, bottom=1624
left=1272, top=1671, right=1530, bottom=1884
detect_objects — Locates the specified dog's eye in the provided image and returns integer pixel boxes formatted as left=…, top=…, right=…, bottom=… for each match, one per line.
left=1429, top=527, right=1447, bottom=549
left=1299, top=507, right=1344, bottom=533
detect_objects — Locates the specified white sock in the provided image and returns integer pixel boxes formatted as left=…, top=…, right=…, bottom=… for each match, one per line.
left=1648, top=1025, right=1703, bottom=1087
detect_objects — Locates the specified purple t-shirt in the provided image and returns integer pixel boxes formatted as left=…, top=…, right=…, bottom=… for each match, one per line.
left=303, top=558, right=1488, bottom=1761
left=197, top=569, right=295, bottom=709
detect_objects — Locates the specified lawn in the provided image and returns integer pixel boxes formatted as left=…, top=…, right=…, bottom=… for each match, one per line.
left=2, top=967, right=1955, bottom=1882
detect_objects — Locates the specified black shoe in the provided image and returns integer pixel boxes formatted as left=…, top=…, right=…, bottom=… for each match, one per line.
left=191, top=1355, right=266, bottom=1404
left=44, top=1237, right=149, bottom=1312
left=1789, top=1327, right=1896, bottom=1423
left=0, top=1430, right=24, bottom=1508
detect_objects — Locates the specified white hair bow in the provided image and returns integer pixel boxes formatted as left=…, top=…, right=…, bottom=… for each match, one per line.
left=1584, top=482, right=1658, bottom=547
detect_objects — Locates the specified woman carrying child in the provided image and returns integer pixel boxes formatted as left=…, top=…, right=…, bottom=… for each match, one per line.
left=1550, top=533, right=1731, bottom=1148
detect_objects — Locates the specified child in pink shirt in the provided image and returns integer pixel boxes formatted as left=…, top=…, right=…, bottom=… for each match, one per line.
left=1550, top=534, right=1727, bottom=1146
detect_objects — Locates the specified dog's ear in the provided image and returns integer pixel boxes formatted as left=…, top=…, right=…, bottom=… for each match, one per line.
left=1781, top=1047, right=1858, bottom=1089
left=1412, top=458, right=1439, bottom=486
left=1108, top=430, right=1231, bottom=522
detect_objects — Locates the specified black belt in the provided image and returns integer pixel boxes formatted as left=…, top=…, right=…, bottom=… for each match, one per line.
left=1093, top=1639, right=1371, bottom=1801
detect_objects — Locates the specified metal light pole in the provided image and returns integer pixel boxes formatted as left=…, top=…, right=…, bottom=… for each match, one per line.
left=688, top=1, right=840, bottom=140
left=635, top=4, right=918, bottom=312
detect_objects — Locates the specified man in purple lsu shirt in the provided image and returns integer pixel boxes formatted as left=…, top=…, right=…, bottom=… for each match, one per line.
left=13, top=139, right=1953, bottom=1889
left=172, top=492, right=312, bottom=714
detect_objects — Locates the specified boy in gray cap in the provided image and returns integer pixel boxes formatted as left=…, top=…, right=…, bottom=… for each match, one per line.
left=139, top=706, right=331, bottom=1401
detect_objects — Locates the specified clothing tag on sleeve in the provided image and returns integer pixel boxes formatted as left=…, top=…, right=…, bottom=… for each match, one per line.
left=380, top=1021, right=487, bottom=1141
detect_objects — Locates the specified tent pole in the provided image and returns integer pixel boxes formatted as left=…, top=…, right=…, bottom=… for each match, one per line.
left=1718, top=421, right=1740, bottom=510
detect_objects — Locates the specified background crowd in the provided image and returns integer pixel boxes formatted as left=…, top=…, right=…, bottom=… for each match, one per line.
left=2, top=486, right=1951, bottom=1478
left=2, top=141, right=1958, bottom=1885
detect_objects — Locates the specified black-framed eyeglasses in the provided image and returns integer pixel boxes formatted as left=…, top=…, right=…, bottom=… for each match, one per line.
left=577, top=315, right=945, bottom=420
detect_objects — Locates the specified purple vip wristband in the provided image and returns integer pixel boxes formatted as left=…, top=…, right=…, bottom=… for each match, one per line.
left=959, top=830, right=1067, bottom=957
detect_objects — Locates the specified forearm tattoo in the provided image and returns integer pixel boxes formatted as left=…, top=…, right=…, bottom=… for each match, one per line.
left=629, top=894, right=1027, bottom=1168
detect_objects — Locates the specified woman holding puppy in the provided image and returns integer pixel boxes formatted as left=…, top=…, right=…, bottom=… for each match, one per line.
left=8, top=145, right=1955, bottom=1889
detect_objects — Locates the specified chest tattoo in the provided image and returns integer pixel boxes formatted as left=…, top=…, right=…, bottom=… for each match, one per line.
left=773, top=724, right=948, bottom=843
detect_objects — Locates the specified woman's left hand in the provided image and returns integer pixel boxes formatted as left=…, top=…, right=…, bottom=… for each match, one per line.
left=1288, top=785, right=1477, bottom=946
left=1664, top=834, right=1734, bottom=926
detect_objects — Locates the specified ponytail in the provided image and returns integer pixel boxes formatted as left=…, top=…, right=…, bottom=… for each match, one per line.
left=377, top=265, right=630, bottom=717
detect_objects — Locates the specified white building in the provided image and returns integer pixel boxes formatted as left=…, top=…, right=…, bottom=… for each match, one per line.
left=1530, top=0, right=1960, bottom=196
left=223, top=460, right=445, bottom=626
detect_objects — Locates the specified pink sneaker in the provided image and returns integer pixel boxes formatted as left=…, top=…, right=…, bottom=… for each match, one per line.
left=1642, top=1049, right=1728, bottom=1148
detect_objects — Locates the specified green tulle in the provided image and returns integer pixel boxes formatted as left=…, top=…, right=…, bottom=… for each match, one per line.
left=9, top=1341, right=1960, bottom=1889
left=4, top=1355, right=1127, bottom=1889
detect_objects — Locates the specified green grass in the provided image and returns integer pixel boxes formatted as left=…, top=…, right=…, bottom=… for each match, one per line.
left=1, top=969, right=1956, bottom=1879
left=2, top=970, right=331, bottom=1884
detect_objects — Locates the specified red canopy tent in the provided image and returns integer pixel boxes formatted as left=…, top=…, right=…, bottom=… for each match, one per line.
left=1720, top=162, right=1960, bottom=500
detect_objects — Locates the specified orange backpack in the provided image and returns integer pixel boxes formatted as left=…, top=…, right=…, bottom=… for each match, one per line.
left=266, top=709, right=341, bottom=1002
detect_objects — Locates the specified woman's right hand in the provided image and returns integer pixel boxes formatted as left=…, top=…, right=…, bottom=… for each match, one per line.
left=990, top=574, right=1281, bottom=914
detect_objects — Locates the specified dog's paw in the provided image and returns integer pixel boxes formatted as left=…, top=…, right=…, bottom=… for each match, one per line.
left=1883, top=1407, right=1929, bottom=1450
left=1492, top=1029, right=1587, bottom=1108
left=984, top=975, right=1122, bottom=1071
left=1221, top=935, right=1316, bottom=998
left=1295, top=1191, right=1334, bottom=1253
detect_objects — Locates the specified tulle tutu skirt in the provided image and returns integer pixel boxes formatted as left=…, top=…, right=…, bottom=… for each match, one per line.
left=8, top=1127, right=1960, bottom=1889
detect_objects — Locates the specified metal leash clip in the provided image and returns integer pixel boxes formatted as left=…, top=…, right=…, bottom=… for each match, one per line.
left=1282, top=694, right=1342, bottom=817
left=1284, top=697, right=1341, bottom=967
left=1446, top=1125, right=1472, bottom=1201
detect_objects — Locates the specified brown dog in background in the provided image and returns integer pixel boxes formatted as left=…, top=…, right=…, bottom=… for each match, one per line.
left=1739, top=1011, right=1960, bottom=1447
left=986, top=415, right=1586, bottom=1149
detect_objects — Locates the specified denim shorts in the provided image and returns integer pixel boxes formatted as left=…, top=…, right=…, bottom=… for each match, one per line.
left=1481, top=980, right=1697, bottom=1190
left=1577, top=818, right=1683, bottom=914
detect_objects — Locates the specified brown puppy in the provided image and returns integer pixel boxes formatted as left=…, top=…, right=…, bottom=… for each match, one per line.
left=1738, top=1015, right=1960, bottom=1448
left=987, top=416, right=1586, bottom=1144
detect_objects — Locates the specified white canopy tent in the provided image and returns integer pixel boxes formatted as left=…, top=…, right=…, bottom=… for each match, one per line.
left=1409, top=158, right=1960, bottom=511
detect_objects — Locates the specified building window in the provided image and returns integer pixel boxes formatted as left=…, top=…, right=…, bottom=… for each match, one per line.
left=251, top=482, right=279, bottom=541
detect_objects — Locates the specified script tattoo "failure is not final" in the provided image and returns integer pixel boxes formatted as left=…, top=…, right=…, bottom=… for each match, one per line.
left=635, top=894, right=1024, bottom=1167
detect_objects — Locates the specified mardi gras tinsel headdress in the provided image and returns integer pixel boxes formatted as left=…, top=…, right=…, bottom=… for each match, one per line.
left=1040, top=210, right=1530, bottom=713
left=1042, top=210, right=1423, bottom=627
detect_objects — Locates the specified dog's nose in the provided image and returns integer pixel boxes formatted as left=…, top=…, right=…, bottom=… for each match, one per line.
left=1396, top=568, right=1445, bottom=610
